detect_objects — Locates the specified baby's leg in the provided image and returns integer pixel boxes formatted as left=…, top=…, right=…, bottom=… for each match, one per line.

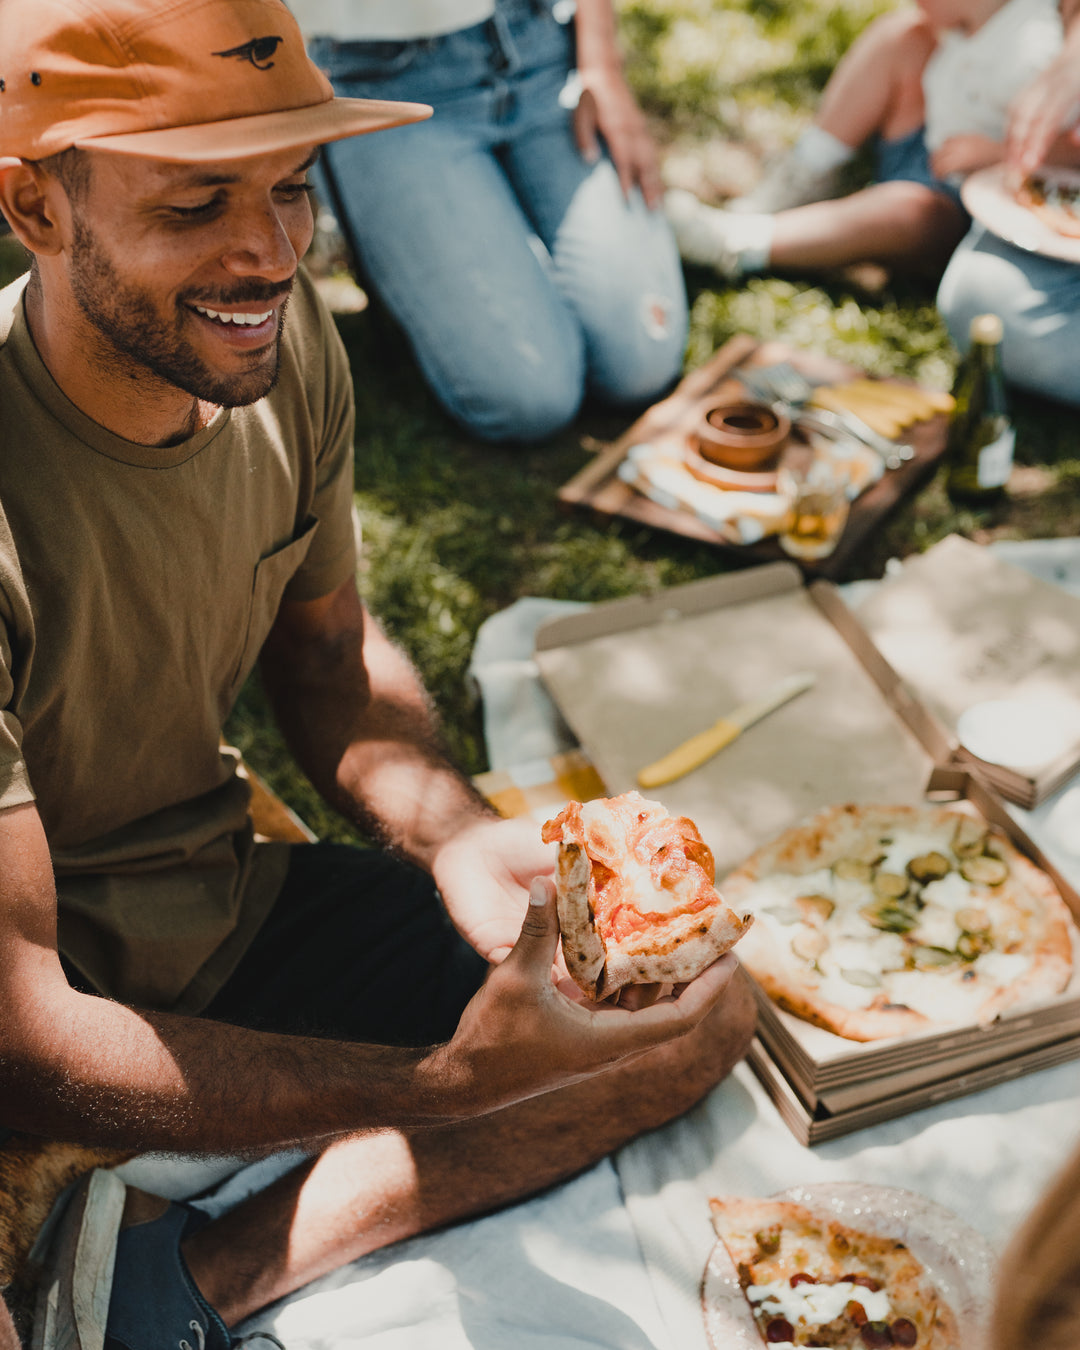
left=815, top=8, right=938, bottom=150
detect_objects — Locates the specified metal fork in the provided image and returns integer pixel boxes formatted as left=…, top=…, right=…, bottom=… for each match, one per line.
left=739, top=363, right=915, bottom=471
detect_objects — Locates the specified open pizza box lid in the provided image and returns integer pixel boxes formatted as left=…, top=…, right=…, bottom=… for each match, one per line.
left=853, top=534, right=1080, bottom=808
left=533, top=563, right=1080, bottom=1139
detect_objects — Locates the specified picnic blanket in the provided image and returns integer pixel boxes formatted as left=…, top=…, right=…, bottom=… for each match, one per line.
left=114, top=539, right=1080, bottom=1350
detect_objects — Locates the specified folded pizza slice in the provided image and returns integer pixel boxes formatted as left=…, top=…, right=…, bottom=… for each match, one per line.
left=541, top=791, right=753, bottom=1000
left=708, top=1196, right=960, bottom=1348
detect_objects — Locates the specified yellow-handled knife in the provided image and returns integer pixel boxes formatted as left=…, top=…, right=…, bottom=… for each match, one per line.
left=636, top=671, right=816, bottom=789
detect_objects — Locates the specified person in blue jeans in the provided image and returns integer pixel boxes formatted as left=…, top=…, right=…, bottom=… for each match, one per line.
left=294, top=0, right=689, bottom=443
left=937, top=0, right=1080, bottom=407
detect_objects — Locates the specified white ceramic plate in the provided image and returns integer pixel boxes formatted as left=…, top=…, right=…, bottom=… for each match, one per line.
left=961, top=164, right=1080, bottom=263
left=701, top=1183, right=995, bottom=1350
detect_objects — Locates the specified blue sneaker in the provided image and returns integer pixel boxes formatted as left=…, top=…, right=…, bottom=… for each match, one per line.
left=104, top=1198, right=231, bottom=1350
left=32, top=1171, right=284, bottom=1350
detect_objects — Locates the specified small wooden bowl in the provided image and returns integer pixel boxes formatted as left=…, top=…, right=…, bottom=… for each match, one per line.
left=688, top=401, right=791, bottom=473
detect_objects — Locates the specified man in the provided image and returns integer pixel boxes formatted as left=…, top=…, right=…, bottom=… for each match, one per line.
left=0, top=1, right=755, bottom=1346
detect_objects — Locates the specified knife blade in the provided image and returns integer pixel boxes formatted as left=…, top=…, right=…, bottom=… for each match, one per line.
left=636, top=671, right=816, bottom=789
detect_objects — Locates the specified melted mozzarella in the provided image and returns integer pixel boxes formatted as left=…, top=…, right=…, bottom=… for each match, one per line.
left=920, top=871, right=974, bottom=912
left=745, top=870, right=835, bottom=917
left=822, top=932, right=907, bottom=979
left=974, top=950, right=1032, bottom=985
left=913, top=903, right=962, bottom=951
left=882, top=969, right=986, bottom=1023
left=616, top=854, right=690, bottom=913
left=580, top=797, right=695, bottom=914
left=877, top=829, right=951, bottom=874
left=747, top=1278, right=891, bottom=1326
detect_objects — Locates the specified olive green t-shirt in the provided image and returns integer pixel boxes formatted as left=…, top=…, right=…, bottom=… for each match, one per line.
left=0, top=268, right=357, bottom=1013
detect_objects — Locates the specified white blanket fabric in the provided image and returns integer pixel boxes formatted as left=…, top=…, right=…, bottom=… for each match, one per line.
left=119, top=538, right=1080, bottom=1350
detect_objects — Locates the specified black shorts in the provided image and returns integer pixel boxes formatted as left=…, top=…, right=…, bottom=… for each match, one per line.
left=201, top=843, right=490, bottom=1046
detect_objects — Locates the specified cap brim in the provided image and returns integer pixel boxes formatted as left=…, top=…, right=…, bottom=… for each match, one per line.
left=72, top=96, right=432, bottom=163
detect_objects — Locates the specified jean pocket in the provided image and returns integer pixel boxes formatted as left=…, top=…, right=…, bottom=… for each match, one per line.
left=317, top=39, right=422, bottom=85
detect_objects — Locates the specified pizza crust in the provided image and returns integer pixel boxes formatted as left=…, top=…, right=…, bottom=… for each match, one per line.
left=542, top=792, right=753, bottom=1000
left=722, top=802, right=1076, bottom=1041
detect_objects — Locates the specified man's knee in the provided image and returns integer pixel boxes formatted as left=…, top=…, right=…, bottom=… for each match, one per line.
left=630, top=967, right=758, bottom=1131
left=681, top=966, right=757, bottom=1097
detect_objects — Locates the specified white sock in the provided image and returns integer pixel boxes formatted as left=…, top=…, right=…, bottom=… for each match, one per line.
left=725, top=212, right=776, bottom=274
left=792, top=125, right=855, bottom=174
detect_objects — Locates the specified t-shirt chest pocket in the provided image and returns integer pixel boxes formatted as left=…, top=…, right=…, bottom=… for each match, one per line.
left=229, top=519, right=318, bottom=692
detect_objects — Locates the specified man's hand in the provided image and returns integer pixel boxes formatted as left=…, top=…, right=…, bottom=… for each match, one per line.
left=431, top=815, right=555, bottom=963
left=574, top=65, right=663, bottom=208
left=930, top=133, right=1004, bottom=180
left=422, top=877, right=738, bottom=1120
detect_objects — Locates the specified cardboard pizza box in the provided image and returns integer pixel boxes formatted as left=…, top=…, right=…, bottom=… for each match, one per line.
left=533, top=564, right=1080, bottom=1141
left=854, top=534, right=1080, bottom=808
left=747, top=1031, right=1080, bottom=1146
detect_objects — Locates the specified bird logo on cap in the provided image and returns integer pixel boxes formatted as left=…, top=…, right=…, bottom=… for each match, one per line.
left=211, top=35, right=284, bottom=70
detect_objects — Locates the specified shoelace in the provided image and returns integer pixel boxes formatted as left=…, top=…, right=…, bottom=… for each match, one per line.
left=180, top=1323, right=205, bottom=1350
left=178, top=1320, right=285, bottom=1350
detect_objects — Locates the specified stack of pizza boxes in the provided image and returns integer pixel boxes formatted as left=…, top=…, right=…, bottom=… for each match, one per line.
left=534, top=536, right=1080, bottom=1143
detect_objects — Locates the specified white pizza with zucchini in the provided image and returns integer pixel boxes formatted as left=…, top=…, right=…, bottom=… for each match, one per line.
left=721, top=803, right=1075, bottom=1040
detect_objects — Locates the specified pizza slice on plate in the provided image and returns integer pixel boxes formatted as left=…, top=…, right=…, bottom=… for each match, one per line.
left=707, top=1196, right=960, bottom=1348
left=541, top=791, right=753, bottom=1000
left=1015, top=168, right=1080, bottom=239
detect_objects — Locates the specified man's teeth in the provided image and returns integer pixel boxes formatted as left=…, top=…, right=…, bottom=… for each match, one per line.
left=194, top=305, right=273, bottom=326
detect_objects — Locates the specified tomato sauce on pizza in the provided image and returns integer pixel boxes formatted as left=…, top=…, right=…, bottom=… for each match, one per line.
left=542, top=791, right=753, bottom=1000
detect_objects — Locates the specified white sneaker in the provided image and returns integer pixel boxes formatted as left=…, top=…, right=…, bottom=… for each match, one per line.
left=663, top=189, right=747, bottom=277
left=728, top=155, right=844, bottom=214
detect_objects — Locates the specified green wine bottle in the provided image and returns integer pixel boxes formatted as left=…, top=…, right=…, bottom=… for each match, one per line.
left=945, top=313, right=1015, bottom=502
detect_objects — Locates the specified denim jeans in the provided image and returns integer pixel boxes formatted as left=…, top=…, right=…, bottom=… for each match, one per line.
left=938, top=224, right=1080, bottom=407
left=309, top=0, right=689, bottom=442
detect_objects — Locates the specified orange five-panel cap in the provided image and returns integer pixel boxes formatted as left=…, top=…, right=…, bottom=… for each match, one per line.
left=0, top=0, right=432, bottom=164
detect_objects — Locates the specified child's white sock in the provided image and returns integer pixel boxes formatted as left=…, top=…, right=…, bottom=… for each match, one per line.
left=791, top=125, right=855, bottom=174
left=724, top=212, right=775, bottom=274
left=665, top=190, right=776, bottom=277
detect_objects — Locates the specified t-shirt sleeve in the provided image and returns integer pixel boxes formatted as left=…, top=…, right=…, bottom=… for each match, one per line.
left=281, top=271, right=359, bottom=603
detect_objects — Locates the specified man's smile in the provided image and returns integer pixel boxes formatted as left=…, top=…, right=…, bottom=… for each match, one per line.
left=185, top=295, right=288, bottom=348
left=192, top=304, right=275, bottom=327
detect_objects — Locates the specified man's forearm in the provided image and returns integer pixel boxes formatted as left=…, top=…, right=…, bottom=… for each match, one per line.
left=2, top=982, right=454, bottom=1154
left=260, top=585, right=494, bottom=872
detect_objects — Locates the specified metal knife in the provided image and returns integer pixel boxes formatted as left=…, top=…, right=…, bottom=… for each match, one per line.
left=636, top=671, right=816, bottom=789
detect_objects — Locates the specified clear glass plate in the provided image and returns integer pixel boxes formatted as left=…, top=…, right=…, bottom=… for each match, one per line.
left=701, top=1183, right=995, bottom=1349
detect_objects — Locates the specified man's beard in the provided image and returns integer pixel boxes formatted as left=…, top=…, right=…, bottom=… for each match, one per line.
left=68, top=214, right=290, bottom=409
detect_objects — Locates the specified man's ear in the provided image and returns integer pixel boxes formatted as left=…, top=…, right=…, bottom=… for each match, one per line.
left=0, top=161, right=70, bottom=258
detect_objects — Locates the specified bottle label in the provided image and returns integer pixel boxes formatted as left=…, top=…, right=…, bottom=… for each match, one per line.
left=977, top=427, right=1015, bottom=488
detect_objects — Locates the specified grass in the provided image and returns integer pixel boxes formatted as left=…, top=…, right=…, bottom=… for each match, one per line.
left=3, top=0, right=1079, bottom=843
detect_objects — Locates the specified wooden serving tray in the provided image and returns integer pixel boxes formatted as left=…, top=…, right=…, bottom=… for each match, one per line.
left=558, top=335, right=951, bottom=579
